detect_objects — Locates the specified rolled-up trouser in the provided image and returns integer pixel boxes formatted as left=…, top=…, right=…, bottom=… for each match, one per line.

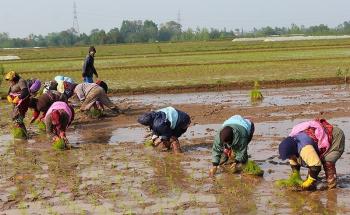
left=12, top=97, right=30, bottom=131
left=81, top=87, right=115, bottom=111
left=323, top=126, right=345, bottom=163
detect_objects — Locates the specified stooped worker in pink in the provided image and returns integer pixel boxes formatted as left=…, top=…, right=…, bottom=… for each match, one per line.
left=279, top=119, right=345, bottom=190
left=44, top=101, right=74, bottom=144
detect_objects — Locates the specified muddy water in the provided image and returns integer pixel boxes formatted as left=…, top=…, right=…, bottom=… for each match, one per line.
left=114, top=84, right=350, bottom=108
left=1, top=84, right=350, bottom=214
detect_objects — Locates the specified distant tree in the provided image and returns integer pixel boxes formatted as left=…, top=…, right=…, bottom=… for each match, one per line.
left=142, top=20, right=158, bottom=42
left=120, top=20, right=143, bottom=43
left=106, top=28, right=121, bottom=44
left=90, top=29, right=107, bottom=44
left=158, top=21, right=182, bottom=41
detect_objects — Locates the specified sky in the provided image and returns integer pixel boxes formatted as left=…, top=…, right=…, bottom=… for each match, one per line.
left=1, top=0, right=350, bottom=38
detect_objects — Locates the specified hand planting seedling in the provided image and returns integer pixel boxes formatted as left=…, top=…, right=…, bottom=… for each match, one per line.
left=12, top=127, right=27, bottom=139
left=242, top=160, right=264, bottom=176
left=275, top=171, right=303, bottom=189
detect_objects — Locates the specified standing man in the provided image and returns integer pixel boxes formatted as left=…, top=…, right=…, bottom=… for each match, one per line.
left=82, top=46, right=98, bottom=83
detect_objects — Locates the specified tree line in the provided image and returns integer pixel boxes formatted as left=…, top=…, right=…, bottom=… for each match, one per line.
left=2, top=20, right=350, bottom=48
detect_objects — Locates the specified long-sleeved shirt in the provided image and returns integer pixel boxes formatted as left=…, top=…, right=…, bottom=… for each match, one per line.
left=8, top=77, right=29, bottom=99
left=212, top=124, right=250, bottom=165
left=151, top=107, right=190, bottom=140
left=32, top=91, right=67, bottom=120
left=82, top=55, right=97, bottom=78
left=74, top=83, right=99, bottom=101
left=289, top=132, right=322, bottom=167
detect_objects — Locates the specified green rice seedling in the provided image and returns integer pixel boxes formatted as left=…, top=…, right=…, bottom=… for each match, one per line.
left=242, top=160, right=264, bottom=176
left=144, top=139, right=154, bottom=147
left=250, top=81, right=263, bottom=102
left=336, top=67, right=349, bottom=85
left=89, top=109, right=103, bottom=118
left=52, top=138, right=66, bottom=150
left=12, top=127, right=27, bottom=139
left=36, top=121, right=46, bottom=132
left=275, top=171, right=303, bottom=188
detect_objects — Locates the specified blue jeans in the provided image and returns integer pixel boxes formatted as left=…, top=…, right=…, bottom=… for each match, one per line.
left=83, top=76, right=93, bottom=83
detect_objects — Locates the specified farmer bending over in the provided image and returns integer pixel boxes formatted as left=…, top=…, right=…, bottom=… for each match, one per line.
left=279, top=119, right=345, bottom=190
left=45, top=101, right=74, bottom=144
left=138, top=106, right=191, bottom=153
left=74, top=83, right=118, bottom=112
left=5, top=71, right=31, bottom=136
left=209, top=115, right=255, bottom=177
left=28, top=90, right=68, bottom=123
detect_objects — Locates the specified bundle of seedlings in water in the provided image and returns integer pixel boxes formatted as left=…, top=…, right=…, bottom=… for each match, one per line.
left=52, top=138, right=66, bottom=150
left=12, top=127, right=27, bottom=139
left=275, top=171, right=303, bottom=189
left=144, top=139, right=154, bottom=147
left=242, top=160, right=264, bottom=176
left=89, top=109, right=103, bottom=118
left=250, top=81, right=263, bottom=102
left=36, top=121, right=46, bottom=132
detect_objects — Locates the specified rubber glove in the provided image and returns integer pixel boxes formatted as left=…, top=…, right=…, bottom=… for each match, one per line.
left=7, top=95, right=13, bottom=103
left=301, top=175, right=316, bottom=189
left=12, top=96, right=20, bottom=104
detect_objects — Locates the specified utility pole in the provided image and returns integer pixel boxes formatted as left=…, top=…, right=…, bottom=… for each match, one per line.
left=72, top=2, right=80, bottom=35
left=177, top=10, right=181, bottom=25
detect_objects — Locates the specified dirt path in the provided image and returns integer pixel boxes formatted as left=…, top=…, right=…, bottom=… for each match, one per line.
left=0, top=84, right=350, bottom=214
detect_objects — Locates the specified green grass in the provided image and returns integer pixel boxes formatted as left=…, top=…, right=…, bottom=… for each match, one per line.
left=2, top=39, right=350, bottom=93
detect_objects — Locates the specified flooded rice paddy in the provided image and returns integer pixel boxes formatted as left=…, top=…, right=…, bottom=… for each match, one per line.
left=1, top=84, right=350, bottom=214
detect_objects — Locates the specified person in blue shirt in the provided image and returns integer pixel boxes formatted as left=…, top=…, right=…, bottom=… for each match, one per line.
left=138, top=106, right=191, bottom=153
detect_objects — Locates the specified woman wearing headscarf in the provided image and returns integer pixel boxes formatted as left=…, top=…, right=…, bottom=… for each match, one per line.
left=45, top=101, right=74, bottom=142
left=278, top=119, right=345, bottom=190
left=5, top=71, right=31, bottom=135
left=138, top=106, right=191, bottom=153
left=27, top=78, right=42, bottom=95
left=209, top=115, right=255, bottom=177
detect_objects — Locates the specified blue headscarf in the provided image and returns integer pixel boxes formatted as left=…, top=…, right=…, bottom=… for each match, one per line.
left=279, top=136, right=298, bottom=160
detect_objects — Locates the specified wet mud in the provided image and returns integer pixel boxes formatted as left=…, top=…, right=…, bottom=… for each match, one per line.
left=1, top=84, right=350, bottom=214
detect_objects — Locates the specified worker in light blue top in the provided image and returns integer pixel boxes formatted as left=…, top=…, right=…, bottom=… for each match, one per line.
left=138, top=106, right=191, bottom=153
left=210, top=115, right=255, bottom=177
